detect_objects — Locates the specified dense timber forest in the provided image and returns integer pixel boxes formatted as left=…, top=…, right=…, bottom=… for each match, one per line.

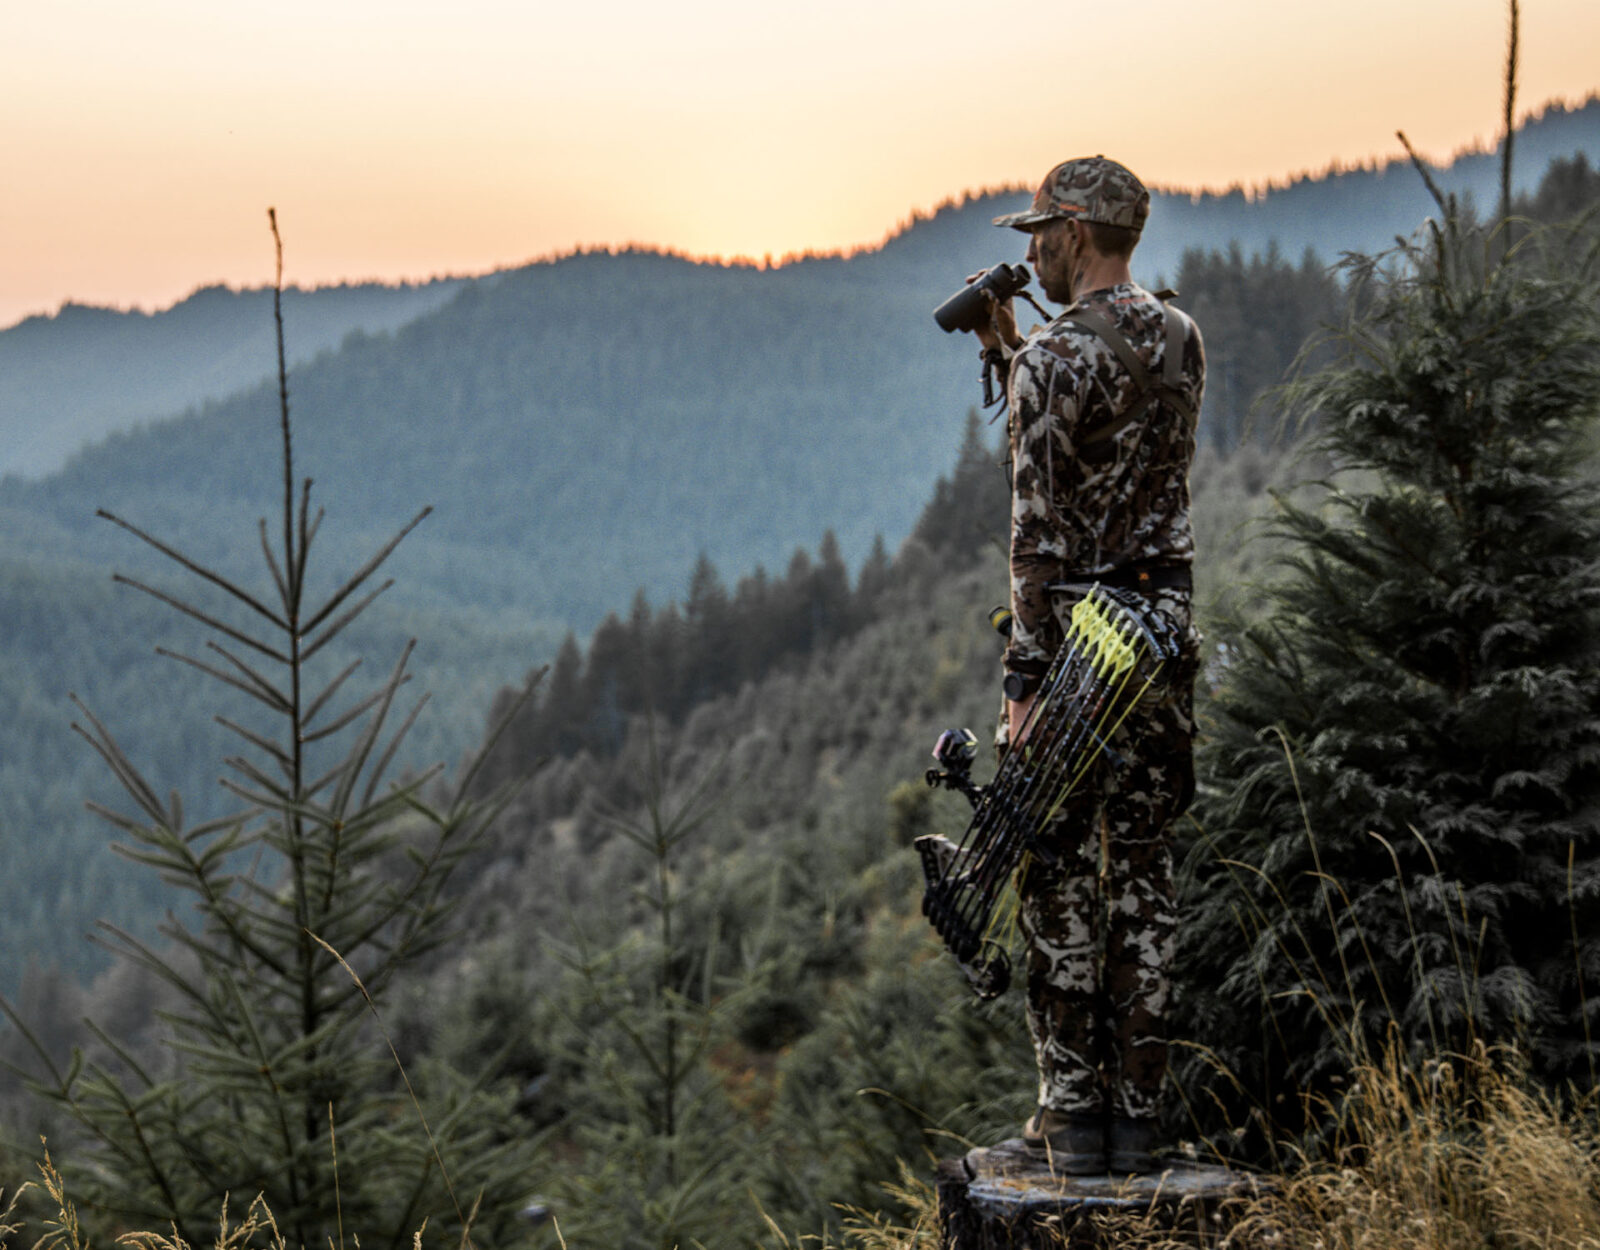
left=3, top=96, right=1600, bottom=1250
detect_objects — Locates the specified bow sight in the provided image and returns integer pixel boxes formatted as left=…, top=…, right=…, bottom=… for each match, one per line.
left=926, top=727, right=981, bottom=803
left=914, top=584, right=1183, bottom=1000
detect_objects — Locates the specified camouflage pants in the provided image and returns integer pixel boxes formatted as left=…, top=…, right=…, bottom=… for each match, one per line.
left=1016, top=591, right=1197, bottom=1120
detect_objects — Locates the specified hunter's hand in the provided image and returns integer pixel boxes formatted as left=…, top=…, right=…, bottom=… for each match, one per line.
left=1007, top=689, right=1038, bottom=746
left=965, top=270, right=1022, bottom=354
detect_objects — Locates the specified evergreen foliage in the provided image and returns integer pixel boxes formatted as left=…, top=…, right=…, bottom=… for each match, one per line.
left=437, top=550, right=1039, bottom=1246
left=1173, top=243, right=1344, bottom=451
left=1517, top=152, right=1600, bottom=223
left=410, top=415, right=1060, bottom=1242
left=439, top=391, right=1305, bottom=1240
left=530, top=738, right=764, bottom=1249
left=21, top=136, right=1595, bottom=1246
left=0, top=346, right=1299, bottom=1245
left=906, top=410, right=1010, bottom=566
left=0, top=225, right=534, bottom=1249
left=1176, top=201, right=1600, bottom=1139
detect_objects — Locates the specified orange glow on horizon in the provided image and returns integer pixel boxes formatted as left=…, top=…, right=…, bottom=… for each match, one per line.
left=3, top=0, right=1598, bottom=328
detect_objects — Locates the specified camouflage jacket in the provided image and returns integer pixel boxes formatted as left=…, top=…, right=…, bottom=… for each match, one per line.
left=1004, top=282, right=1205, bottom=675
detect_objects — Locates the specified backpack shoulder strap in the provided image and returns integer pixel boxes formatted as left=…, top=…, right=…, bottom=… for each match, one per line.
left=1060, top=308, right=1152, bottom=394
left=1060, top=303, right=1196, bottom=445
left=1158, top=306, right=1198, bottom=427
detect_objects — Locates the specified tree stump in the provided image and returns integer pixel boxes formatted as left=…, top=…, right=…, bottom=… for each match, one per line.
left=935, top=1139, right=1269, bottom=1249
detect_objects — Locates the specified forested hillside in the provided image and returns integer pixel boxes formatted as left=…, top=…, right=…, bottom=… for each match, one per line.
left=0, top=240, right=1320, bottom=993
left=0, top=212, right=1339, bottom=626
left=0, top=410, right=1295, bottom=1244
left=364, top=164, right=1600, bottom=1242
left=5, top=103, right=1594, bottom=636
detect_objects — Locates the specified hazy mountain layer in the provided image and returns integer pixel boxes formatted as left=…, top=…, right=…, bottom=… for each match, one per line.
left=6, top=100, right=1597, bottom=635
left=3, top=97, right=1594, bottom=485
left=0, top=279, right=464, bottom=478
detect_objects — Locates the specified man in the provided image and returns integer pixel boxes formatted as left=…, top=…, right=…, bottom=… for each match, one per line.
left=974, top=156, right=1205, bottom=1174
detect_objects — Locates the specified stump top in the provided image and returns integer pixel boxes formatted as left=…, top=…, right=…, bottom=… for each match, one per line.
left=961, top=1138, right=1264, bottom=1216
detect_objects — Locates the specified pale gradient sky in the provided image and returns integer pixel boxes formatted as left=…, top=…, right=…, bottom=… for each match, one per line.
left=4, top=0, right=1598, bottom=329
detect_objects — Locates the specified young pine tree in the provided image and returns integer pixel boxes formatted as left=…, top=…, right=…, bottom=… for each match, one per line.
left=0, top=215, right=534, bottom=1249
left=539, top=732, right=759, bottom=1250
left=1177, top=205, right=1600, bottom=1131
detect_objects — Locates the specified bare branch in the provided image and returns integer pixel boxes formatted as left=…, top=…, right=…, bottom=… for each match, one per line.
left=215, top=716, right=293, bottom=771
left=302, top=679, right=406, bottom=745
left=301, top=579, right=394, bottom=663
left=300, top=507, right=432, bottom=637
left=259, top=516, right=289, bottom=610
left=112, top=573, right=291, bottom=664
left=361, top=691, right=431, bottom=807
left=155, top=646, right=290, bottom=714
left=330, top=640, right=415, bottom=819
left=304, top=657, right=364, bottom=727
left=200, top=641, right=293, bottom=711
left=98, top=509, right=291, bottom=631
left=1500, top=0, right=1520, bottom=227
left=70, top=694, right=167, bottom=824
left=222, top=754, right=294, bottom=803
left=269, top=206, right=297, bottom=611
left=1397, top=130, right=1452, bottom=219
left=454, top=667, right=545, bottom=800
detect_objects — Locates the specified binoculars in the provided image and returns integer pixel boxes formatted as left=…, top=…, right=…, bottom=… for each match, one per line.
left=933, top=263, right=1031, bottom=334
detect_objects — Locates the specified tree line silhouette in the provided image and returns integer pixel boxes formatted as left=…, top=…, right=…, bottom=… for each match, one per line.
left=479, top=412, right=1010, bottom=780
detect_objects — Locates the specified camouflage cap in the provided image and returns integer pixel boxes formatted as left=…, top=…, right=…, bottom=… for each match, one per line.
left=993, top=156, right=1150, bottom=232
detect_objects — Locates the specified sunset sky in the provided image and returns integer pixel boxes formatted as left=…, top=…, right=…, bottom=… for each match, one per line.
left=4, top=0, right=1598, bottom=329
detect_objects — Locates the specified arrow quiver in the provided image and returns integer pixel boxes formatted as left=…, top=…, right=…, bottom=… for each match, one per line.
left=917, top=584, right=1184, bottom=999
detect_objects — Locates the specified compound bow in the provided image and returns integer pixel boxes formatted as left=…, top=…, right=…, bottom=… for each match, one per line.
left=916, top=584, right=1183, bottom=998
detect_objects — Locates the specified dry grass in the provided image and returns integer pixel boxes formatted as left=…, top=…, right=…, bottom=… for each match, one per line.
left=1052, top=1038, right=1600, bottom=1250
left=27, top=1149, right=89, bottom=1250
left=805, top=1037, right=1600, bottom=1250
left=1, top=1185, right=28, bottom=1250
left=756, top=1162, right=939, bottom=1250
left=11, top=1043, right=1600, bottom=1250
left=3, top=1148, right=288, bottom=1250
left=1232, top=1037, right=1600, bottom=1250
left=834, top=1164, right=939, bottom=1250
left=113, top=1196, right=289, bottom=1250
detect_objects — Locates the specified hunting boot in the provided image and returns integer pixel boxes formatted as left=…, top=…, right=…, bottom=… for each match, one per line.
left=1021, top=1107, right=1105, bottom=1175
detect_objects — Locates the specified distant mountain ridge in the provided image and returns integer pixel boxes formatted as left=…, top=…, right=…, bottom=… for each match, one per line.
left=889, top=97, right=1600, bottom=288
left=0, top=279, right=464, bottom=478
left=4, top=95, right=1595, bottom=483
